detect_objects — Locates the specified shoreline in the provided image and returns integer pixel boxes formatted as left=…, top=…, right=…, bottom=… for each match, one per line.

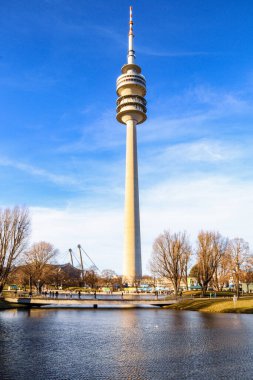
left=164, top=297, right=253, bottom=314
left=0, top=299, right=27, bottom=310
left=1, top=297, right=253, bottom=313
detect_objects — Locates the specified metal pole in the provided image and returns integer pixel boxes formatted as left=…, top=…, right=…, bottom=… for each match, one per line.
left=77, top=244, right=85, bottom=286
left=69, top=248, right=74, bottom=266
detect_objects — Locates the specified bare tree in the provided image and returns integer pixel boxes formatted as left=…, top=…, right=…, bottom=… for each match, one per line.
left=241, top=255, right=253, bottom=293
left=84, top=268, right=98, bottom=289
left=182, top=249, right=191, bottom=290
left=24, top=242, right=58, bottom=293
left=196, top=231, right=228, bottom=296
left=101, top=269, right=117, bottom=286
left=99, top=269, right=122, bottom=290
left=228, top=238, right=249, bottom=297
left=0, top=207, right=30, bottom=293
left=212, top=251, right=232, bottom=291
left=150, top=230, right=191, bottom=296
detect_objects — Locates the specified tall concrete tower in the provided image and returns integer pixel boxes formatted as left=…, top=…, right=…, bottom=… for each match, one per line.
left=116, top=7, right=147, bottom=285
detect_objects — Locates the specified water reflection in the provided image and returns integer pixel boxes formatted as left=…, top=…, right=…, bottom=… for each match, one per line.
left=0, top=309, right=253, bottom=379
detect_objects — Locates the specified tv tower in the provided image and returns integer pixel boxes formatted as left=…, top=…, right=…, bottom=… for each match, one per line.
left=116, top=7, right=147, bottom=284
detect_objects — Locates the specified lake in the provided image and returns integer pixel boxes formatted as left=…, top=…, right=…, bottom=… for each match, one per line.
left=0, top=308, right=252, bottom=379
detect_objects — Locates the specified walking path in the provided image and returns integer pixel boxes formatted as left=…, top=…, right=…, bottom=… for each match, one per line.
left=4, top=295, right=177, bottom=308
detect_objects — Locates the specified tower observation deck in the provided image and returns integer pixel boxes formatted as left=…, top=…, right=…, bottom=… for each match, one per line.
left=116, top=7, right=147, bottom=285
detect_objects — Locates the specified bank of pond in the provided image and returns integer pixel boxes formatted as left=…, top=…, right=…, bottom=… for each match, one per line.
left=1, top=296, right=253, bottom=313
left=164, top=297, right=253, bottom=313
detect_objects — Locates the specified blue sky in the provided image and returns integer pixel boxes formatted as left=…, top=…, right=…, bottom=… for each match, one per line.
left=1, top=0, right=253, bottom=273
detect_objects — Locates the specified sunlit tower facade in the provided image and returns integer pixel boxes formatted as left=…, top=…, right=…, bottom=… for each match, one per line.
left=116, top=7, right=147, bottom=284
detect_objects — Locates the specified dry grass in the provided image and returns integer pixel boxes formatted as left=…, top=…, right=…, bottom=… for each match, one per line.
left=165, top=297, right=253, bottom=313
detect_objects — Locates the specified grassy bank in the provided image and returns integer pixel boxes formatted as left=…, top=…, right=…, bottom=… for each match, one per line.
left=165, top=297, right=253, bottom=314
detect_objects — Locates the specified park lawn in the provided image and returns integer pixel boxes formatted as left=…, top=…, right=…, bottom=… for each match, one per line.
left=165, top=298, right=253, bottom=314
left=182, top=290, right=235, bottom=297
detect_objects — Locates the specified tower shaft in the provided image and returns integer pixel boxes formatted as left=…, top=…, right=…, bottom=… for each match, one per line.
left=123, top=119, right=142, bottom=283
left=116, top=7, right=147, bottom=285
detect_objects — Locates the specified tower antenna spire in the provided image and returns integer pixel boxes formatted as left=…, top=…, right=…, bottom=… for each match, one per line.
left=128, top=6, right=135, bottom=64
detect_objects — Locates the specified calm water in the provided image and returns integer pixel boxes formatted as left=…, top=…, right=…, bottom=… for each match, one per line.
left=0, top=308, right=253, bottom=380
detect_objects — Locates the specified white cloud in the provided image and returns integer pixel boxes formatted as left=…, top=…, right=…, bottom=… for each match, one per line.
left=138, top=46, right=216, bottom=57
left=57, top=109, right=125, bottom=153
left=140, top=176, right=253, bottom=265
left=55, top=86, right=253, bottom=159
left=0, top=157, right=79, bottom=187
left=31, top=206, right=124, bottom=272
left=158, top=139, right=240, bottom=163
left=30, top=175, right=253, bottom=274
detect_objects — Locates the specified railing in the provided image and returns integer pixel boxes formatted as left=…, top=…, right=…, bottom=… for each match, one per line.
left=116, top=95, right=147, bottom=115
left=117, top=95, right=147, bottom=107
left=116, top=74, right=146, bottom=91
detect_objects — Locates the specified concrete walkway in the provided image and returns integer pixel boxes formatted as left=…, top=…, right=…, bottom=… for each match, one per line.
left=4, top=296, right=178, bottom=308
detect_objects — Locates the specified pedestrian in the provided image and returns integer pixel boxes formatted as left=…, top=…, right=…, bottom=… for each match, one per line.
left=78, top=291, right=81, bottom=299
left=55, top=291, right=58, bottom=298
left=94, top=291, right=97, bottom=299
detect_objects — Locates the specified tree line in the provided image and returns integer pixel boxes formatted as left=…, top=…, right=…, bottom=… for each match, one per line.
left=150, top=230, right=253, bottom=297
left=1, top=207, right=253, bottom=295
left=0, top=206, right=122, bottom=292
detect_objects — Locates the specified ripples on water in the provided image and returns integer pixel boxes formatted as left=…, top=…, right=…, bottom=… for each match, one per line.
left=0, top=309, right=253, bottom=380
